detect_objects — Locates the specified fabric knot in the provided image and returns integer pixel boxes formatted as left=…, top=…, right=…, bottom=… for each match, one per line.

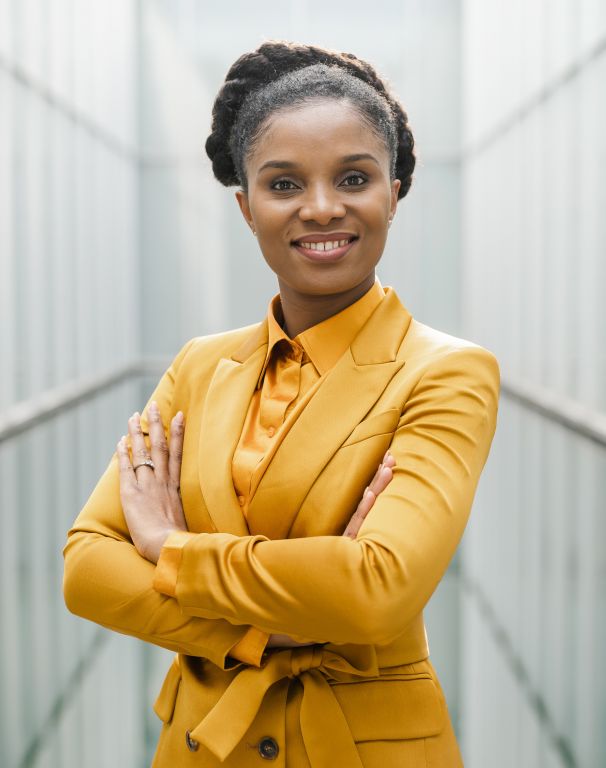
left=290, top=645, right=324, bottom=676
left=190, top=645, right=378, bottom=767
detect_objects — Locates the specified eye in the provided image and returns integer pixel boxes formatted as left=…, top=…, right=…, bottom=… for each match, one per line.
left=340, top=173, right=367, bottom=188
left=271, top=179, right=298, bottom=191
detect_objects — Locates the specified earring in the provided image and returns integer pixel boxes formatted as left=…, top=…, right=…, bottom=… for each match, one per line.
left=388, top=217, right=393, bottom=227
left=252, top=228, right=257, bottom=237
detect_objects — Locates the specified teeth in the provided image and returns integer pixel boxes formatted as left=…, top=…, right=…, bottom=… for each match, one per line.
left=299, top=239, right=352, bottom=251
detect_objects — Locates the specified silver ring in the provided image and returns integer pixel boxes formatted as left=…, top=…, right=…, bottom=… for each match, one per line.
left=133, top=459, right=155, bottom=471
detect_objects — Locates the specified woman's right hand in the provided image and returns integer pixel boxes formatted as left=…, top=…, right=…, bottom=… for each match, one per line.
left=266, top=451, right=395, bottom=649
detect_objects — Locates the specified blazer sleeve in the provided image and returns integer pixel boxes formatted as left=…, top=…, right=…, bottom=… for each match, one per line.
left=152, top=345, right=500, bottom=646
left=62, top=339, right=266, bottom=669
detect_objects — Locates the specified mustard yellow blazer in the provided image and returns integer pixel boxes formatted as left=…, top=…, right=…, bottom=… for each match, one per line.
left=63, top=286, right=500, bottom=767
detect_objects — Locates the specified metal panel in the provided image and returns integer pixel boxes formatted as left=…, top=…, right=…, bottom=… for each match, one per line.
left=461, top=2, right=606, bottom=764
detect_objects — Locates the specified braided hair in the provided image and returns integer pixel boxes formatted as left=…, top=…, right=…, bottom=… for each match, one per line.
left=205, top=41, right=415, bottom=200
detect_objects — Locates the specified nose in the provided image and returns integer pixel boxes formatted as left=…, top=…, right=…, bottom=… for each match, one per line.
left=299, top=184, right=346, bottom=225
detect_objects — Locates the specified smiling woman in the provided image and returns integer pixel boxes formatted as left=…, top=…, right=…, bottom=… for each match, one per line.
left=63, top=41, right=500, bottom=767
left=235, top=99, right=399, bottom=328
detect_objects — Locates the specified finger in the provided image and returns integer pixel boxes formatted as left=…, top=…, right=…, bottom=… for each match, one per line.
left=383, top=451, right=396, bottom=468
left=367, top=452, right=395, bottom=492
left=367, top=463, right=385, bottom=497
left=368, top=451, right=395, bottom=491
left=358, top=487, right=377, bottom=519
left=344, top=465, right=395, bottom=539
left=343, top=453, right=396, bottom=539
left=370, top=465, right=394, bottom=497
left=366, top=461, right=383, bottom=493
left=128, top=412, right=152, bottom=479
left=343, top=489, right=376, bottom=538
left=147, top=401, right=169, bottom=482
left=168, top=411, right=185, bottom=490
left=116, top=436, right=136, bottom=485
left=345, top=458, right=388, bottom=535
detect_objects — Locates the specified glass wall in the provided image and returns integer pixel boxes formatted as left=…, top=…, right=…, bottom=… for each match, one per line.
left=0, top=2, right=144, bottom=766
left=1, top=3, right=463, bottom=765
left=460, top=2, right=606, bottom=766
left=5, top=2, right=602, bottom=767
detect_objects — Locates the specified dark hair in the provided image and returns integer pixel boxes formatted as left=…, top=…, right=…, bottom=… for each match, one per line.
left=205, top=41, right=415, bottom=200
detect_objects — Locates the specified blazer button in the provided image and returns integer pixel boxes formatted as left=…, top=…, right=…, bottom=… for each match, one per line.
left=258, top=736, right=279, bottom=760
left=185, top=730, right=199, bottom=752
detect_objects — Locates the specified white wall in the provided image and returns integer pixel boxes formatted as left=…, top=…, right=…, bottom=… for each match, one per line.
left=460, top=2, right=606, bottom=766
left=1, top=2, right=467, bottom=765
left=0, top=2, right=146, bottom=766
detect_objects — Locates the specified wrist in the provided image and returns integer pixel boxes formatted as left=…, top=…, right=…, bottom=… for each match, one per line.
left=143, top=527, right=177, bottom=565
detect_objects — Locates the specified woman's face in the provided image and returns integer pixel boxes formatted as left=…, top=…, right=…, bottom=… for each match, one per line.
left=236, top=100, right=400, bottom=300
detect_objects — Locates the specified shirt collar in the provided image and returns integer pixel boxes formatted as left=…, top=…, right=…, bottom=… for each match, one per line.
left=258, top=278, right=385, bottom=385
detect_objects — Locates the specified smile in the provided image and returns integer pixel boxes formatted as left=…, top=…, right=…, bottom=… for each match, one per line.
left=298, top=238, right=353, bottom=252
left=291, top=233, right=358, bottom=262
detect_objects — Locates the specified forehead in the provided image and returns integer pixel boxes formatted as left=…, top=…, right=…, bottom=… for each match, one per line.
left=250, top=101, right=389, bottom=169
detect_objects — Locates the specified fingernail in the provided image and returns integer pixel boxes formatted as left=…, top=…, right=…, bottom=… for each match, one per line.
left=150, top=401, right=158, bottom=413
left=175, top=411, right=184, bottom=424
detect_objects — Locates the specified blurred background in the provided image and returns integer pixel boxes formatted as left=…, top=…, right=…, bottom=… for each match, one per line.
left=0, top=1, right=604, bottom=766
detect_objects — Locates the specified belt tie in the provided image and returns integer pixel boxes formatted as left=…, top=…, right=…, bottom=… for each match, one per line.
left=189, top=644, right=379, bottom=766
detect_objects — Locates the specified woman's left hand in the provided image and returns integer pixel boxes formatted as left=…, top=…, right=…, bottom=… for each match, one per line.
left=116, top=401, right=188, bottom=564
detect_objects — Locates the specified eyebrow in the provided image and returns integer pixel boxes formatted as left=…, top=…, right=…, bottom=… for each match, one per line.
left=257, top=153, right=380, bottom=173
left=341, top=153, right=380, bottom=165
left=258, top=160, right=297, bottom=172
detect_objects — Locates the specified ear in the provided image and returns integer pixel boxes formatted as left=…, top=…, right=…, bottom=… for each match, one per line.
left=235, top=190, right=255, bottom=234
left=389, top=179, right=401, bottom=219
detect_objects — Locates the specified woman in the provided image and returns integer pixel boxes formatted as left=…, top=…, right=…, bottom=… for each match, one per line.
left=63, top=42, right=500, bottom=767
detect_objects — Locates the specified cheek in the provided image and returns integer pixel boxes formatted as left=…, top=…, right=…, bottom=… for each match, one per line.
left=360, top=201, right=391, bottom=235
left=251, top=202, right=291, bottom=235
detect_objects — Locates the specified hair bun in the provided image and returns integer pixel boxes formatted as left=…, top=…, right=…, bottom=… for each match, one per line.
left=206, top=41, right=415, bottom=199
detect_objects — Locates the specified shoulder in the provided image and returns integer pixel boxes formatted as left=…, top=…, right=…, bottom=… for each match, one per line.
left=399, top=317, right=500, bottom=390
left=378, top=287, right=499, bottom=377
left=405, top=317, right=498, bottom=362
left=168, top=322, right=264, bottom=378
left=186, top=322, right=263, bottom=359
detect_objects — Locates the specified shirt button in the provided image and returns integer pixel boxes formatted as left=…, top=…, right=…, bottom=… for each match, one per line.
left=258, top=736, right=279, bottom=760
left=238, top=495, right=245, bottom=506
left=267, top=426, right=276, bottom=437
left=185, top=730, right=199, bottom=752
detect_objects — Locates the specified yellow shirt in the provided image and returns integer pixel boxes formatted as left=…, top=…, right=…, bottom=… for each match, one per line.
left=157, top=279, right=385, bottom=666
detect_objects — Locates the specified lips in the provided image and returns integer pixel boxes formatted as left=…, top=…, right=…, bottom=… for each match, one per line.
left=291, top=233, right=358, bottom=262
left=293, top=232, right=357, bottom=248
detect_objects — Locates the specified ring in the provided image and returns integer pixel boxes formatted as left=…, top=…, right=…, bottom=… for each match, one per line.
left=133, top=459, right=155, bottom=471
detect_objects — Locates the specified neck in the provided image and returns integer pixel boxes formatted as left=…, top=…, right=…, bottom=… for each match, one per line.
left=277, top=273, right=376, bottom=338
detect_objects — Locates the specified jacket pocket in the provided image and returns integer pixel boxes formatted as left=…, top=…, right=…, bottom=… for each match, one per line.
left=153, top=656, right=181, bottom=724
left=341, top=408, right=401, bottom=448
left=330, top=673, right=445, bottom=741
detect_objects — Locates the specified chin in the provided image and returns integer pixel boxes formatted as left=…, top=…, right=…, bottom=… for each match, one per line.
left=287, top=273, right=371, bottom=297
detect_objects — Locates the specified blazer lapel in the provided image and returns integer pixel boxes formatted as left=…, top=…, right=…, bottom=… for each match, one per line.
left=246, top=289, right=412, bottom=540
left=198, top=323, right=268, bottom=536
